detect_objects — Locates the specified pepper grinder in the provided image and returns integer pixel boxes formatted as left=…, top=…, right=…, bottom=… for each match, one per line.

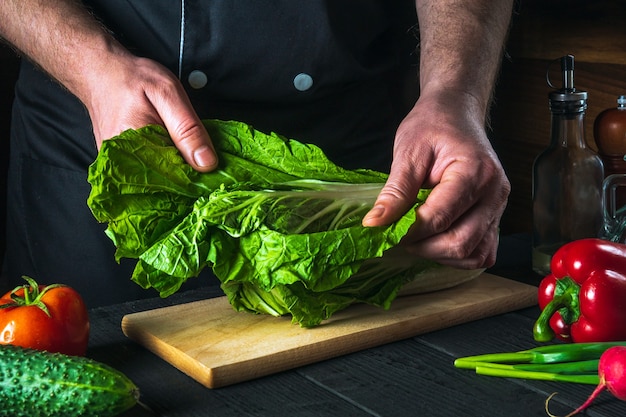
left=532, top=55, right=605, bottom=276
left=595, top=95, right=626, bottom=176
left=595, top=95, right=626, bottom=175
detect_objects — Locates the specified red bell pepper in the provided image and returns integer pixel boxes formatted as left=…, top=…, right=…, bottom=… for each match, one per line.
left=533, top=238, right=626, bottom=343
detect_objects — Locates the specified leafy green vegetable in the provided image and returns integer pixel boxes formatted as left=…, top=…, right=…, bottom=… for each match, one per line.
left=87, top=120, right=436, bottom=326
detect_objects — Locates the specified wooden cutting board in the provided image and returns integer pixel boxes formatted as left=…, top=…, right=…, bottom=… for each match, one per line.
left=121, top=273, right=537, bottom=388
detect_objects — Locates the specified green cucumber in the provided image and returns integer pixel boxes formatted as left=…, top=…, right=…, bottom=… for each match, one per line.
left=0, top=344, right=140, bottom=417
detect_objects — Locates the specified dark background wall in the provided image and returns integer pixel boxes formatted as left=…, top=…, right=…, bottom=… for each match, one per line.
left=0, top=44, right=19, bottom=281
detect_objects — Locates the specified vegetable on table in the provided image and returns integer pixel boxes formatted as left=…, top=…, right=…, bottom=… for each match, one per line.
left=456, top=343, right=626, bottom=416
left=454, top=342, right=626, bottom=386
left=533, top=238, right=626, bottom=343
left=87, top=120, right=443, bottom=327
left=0, top=276, right=89, bottom=356
left=546, top=345, right=626, bottom=416
left=0, top=344, right=139, bottom=417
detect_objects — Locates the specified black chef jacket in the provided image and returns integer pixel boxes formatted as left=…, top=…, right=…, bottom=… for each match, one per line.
left=3, top=1, right=419, bottom=307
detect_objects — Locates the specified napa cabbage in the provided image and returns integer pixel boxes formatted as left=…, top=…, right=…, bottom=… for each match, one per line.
left=87, top=120, right=437, bottom=326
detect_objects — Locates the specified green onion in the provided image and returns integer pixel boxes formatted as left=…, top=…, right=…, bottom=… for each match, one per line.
left=475, top=367, right=600, bottom=385
left=456, top=342, right=626, bottom=367
left=462, top=359, right=599, bottom=374
left=454, top=342, right=626, bottom=385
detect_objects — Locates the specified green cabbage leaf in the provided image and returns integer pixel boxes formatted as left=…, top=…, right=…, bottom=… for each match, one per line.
left=87, top=120, right=436, bottom=326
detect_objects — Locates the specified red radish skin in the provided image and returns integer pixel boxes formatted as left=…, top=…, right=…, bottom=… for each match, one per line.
left=548, top=346, right=626, bottom=416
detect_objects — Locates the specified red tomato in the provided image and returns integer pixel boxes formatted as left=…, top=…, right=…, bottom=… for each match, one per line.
left=0, top=276, right=90, bottom=356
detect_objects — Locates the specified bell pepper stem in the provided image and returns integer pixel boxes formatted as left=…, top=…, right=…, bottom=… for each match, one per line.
left=534, top=276, right=581, bottom=342
left=533, top=294, right=571, bottom=342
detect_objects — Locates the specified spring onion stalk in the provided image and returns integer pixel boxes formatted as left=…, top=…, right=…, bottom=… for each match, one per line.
left=455, top=342, right=626, bottom=385
left=475, top=367, right=600, bottom=385
left=462, top=359, right=599, bottom=374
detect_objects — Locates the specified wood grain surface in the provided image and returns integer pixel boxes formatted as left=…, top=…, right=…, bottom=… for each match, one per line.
left=121, top=273, right=537, bottom=388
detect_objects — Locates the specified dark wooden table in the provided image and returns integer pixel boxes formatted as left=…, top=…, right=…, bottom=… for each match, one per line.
left=87, top=235, right=626, bottom=417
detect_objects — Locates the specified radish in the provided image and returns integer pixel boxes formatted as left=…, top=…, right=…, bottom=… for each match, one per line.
left=548, top=345, right=626, bottom=416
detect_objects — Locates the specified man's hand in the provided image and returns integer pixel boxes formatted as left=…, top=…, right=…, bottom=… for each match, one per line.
left=363, top=92, right=510, bottom=269
left=85, top=55, right=218, bottom=172
left=363, top=0, right=514, bottom=269
left=0, top=0, right=217, bottom=172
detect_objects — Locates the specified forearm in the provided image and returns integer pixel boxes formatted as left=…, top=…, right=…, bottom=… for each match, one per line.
left=415, top=0, right=514, bottom=122
left=0, top=0, right=128, bottom=105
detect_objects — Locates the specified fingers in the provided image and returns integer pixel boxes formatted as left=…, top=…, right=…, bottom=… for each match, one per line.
left=146, top=77, right=218, bottom=172
left=362, top=174, right=423, bottom=228
left=88, top=56, right=218, bottom=172
left=361, top=112, right=510, bottom=270
left=410, top=166, right=509, bottom=268
left=408, top=160, right=484, bottom=240
left=166, top=117, right=218, bottom=172
left=362, top=147, right=431, bottom=228
left=404, top=203, right=503, bottom=269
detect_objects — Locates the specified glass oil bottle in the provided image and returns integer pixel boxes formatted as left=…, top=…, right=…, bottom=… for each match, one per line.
left=532, top=55, right=604, bottom=275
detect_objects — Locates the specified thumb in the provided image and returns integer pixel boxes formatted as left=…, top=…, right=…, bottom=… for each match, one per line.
left=168, top=120, right=218, bottom=172
left=151, top=82, right=219, bottom=172
left=362, top=172, right=423, bottom=227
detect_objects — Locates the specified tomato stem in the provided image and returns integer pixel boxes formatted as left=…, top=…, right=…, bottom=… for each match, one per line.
left=21, top=276, right=38, bottom=304
left=1, top=276, right=66, bottom=317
